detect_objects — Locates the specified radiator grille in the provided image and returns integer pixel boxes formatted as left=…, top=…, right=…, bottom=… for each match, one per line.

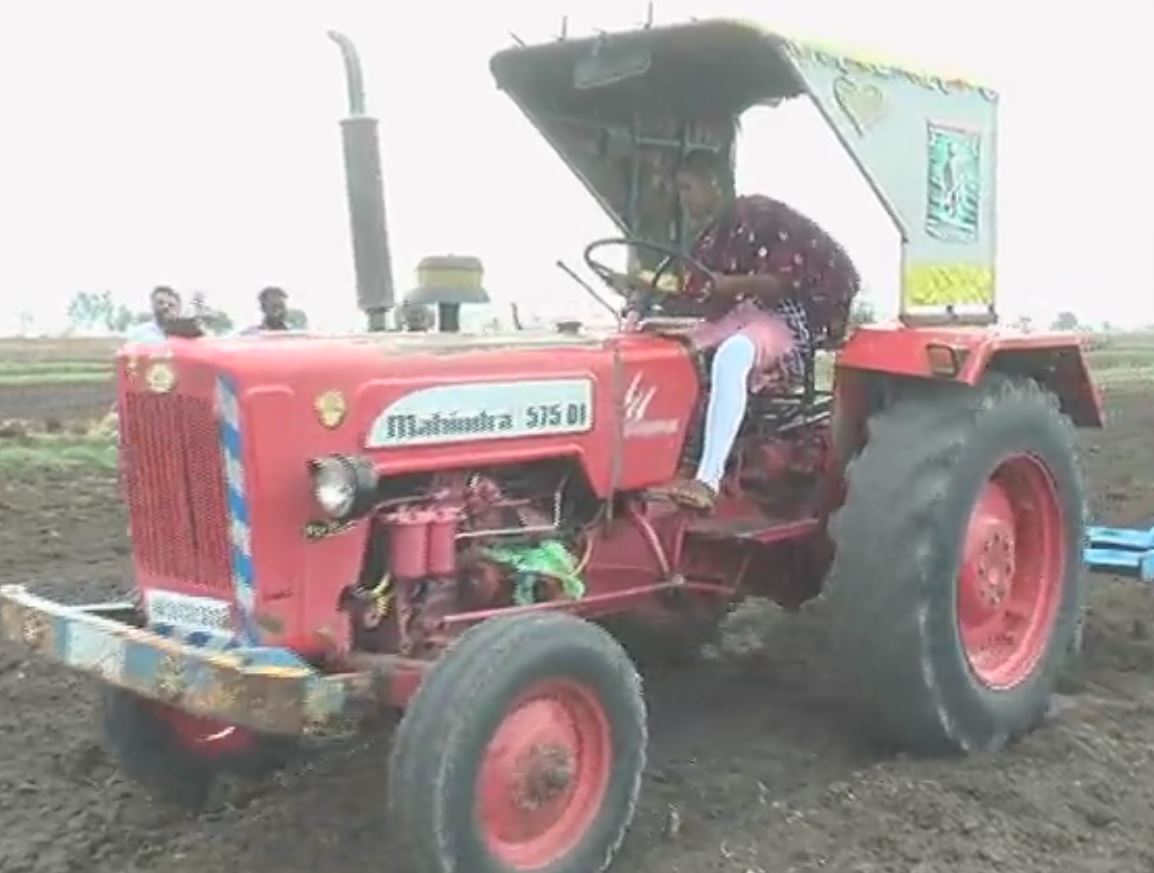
left=120, top=392, right=233, bottom=593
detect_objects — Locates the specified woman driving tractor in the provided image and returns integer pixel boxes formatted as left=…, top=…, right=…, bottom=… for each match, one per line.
left=650, top=147, right=862, bottom=512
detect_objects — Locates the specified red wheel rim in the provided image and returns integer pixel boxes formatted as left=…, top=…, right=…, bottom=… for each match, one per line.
left=156, top=705, right=255, bottom=759
left=956, top=453, right=1066, bottom=689
left=476, top=679, right=612, bottom=869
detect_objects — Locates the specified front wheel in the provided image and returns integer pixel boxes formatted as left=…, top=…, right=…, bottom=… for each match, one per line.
left=101, top=687, right=299, bottom=810
left=820, top=373, right=1086, bottom=753
left=387, top=613, right=647, bottom=873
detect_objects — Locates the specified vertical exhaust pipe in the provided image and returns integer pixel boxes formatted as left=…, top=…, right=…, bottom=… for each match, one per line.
left=328, top=31, right=395, bottom=332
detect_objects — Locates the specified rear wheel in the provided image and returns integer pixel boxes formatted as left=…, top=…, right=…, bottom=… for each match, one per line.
left=821, top=373, right=1086, bottom=753
left=387, top=612, right=647, bottom=873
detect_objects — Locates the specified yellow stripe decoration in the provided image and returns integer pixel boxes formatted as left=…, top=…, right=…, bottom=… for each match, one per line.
left=903, top=263, right=994, bottom=307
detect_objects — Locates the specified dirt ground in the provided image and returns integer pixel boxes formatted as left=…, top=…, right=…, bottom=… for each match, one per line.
left=2, top=385, right=1154, bottom=873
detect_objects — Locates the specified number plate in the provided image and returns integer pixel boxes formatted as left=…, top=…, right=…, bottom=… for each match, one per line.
left=143, top=590, right=233, bottom=634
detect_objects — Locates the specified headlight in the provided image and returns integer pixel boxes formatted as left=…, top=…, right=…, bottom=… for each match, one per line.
left=307, top=455, right=378, bottom=520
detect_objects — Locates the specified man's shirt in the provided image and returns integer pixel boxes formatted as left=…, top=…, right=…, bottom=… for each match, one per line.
left=123, top=320, right=167, bottom=343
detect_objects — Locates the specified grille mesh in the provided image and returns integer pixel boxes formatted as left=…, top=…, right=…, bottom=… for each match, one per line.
left=120, top=392, right=233, bottom=592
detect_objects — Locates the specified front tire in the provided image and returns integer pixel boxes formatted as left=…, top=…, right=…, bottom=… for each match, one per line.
left=821, top=373, right=1086, bottom=753
left=387, top=613, right=647, bottom=873
left=101, top=687, right=216, bottom=810
left=101, top=687, right=299, bottom=810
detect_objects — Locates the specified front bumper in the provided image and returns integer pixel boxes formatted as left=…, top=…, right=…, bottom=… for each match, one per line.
left=0, top=584, right=362, bottom=735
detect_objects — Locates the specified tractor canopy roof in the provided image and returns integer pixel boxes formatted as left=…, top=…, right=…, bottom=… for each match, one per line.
left=490, top=19, right=1000, bottom=323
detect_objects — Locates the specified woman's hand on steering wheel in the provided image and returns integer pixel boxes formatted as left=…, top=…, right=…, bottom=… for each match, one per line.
left=583, top=237, right=716, bottom=299
left=602, top=270, right=653, bottom=296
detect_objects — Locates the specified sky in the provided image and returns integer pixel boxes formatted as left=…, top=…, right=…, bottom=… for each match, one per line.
left=0, top=0, right=1147, bottom=335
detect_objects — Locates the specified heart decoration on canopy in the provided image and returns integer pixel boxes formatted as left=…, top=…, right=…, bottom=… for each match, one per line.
left=833, top=76, right=887, bottom=135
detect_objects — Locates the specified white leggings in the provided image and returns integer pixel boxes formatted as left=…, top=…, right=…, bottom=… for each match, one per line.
left=694, top=333, right=756, bottom=491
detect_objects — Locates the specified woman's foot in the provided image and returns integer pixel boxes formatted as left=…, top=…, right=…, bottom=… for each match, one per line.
left=653, top=478, right=717, bottom=512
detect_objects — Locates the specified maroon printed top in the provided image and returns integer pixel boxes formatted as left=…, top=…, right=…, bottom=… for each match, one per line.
left=683, top=195, right=861, bottom=343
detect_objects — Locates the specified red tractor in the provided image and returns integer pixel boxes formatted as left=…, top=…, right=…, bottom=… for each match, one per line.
left=1, top=19, right=1101, bottom=873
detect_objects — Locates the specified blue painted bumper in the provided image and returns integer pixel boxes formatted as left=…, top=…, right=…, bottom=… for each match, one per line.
left=0, top=584, right=360, bottom=735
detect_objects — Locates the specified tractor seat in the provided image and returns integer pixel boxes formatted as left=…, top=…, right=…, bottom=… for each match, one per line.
left=742, top=332, right=841, bottom=433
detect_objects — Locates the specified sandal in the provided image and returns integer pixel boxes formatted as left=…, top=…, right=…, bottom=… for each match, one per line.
left=651, top=478, right=717, bottom=512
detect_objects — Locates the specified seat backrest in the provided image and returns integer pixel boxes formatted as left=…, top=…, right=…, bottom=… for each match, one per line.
left=808, top=293, right=852, bottom=349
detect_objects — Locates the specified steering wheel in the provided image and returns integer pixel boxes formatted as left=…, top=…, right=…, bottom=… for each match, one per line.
left=582, top=237, right=716, bottom=319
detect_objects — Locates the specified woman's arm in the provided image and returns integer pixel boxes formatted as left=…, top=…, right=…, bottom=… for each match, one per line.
left=702, top=198, right=798, bottom=303
left=709, top=272, right=786, bottom=301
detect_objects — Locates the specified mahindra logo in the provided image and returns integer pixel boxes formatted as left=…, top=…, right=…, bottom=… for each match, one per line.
left=623, top=373, right=657, bottom=423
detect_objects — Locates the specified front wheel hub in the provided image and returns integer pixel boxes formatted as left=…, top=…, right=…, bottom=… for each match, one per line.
left=518, top=743, right=575, bottom=808
left=477, top=680, right=612, bottom=869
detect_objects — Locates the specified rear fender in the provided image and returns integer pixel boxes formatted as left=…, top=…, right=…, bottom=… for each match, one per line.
left=835, top=325, right=1103, bottom=428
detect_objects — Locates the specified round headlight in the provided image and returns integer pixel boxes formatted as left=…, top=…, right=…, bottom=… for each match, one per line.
left=308, top=455, right=378, bottom=519
left=312, top=458, right=356, bottom=517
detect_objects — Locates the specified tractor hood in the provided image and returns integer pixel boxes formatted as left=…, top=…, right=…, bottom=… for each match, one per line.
left=119, top=330, right=617, bottom=386
left=116, top=327, right=699, bottom=497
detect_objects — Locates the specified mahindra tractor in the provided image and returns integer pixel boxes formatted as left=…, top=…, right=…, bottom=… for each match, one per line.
left=0, top=19, right=1102, bottom=873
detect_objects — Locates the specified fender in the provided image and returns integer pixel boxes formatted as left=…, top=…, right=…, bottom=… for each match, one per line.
left=835, top=324, right=1104, bottom=427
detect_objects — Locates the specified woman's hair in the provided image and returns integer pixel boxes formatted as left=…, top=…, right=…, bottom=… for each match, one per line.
left=677, top=147, right=733, bottom=194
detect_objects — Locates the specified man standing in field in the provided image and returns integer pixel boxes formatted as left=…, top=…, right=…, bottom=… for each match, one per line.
left=124, top=286, right=182, bottom=343
left=241, top=286, right=293, bottom=335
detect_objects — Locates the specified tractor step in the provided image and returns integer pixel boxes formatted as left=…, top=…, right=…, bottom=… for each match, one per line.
left=1085, top=524, right=1154, bottom=582
left=687, top=516, right=819, bottom=545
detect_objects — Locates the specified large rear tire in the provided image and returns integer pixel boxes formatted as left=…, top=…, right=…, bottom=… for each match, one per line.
left=387, top=612, right=647, bottom=873
left=821, top=373, right=1086, bottom=753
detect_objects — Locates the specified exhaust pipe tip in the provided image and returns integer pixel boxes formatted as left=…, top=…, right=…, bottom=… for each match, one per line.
left=328, top=30, right=366, bottom=117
